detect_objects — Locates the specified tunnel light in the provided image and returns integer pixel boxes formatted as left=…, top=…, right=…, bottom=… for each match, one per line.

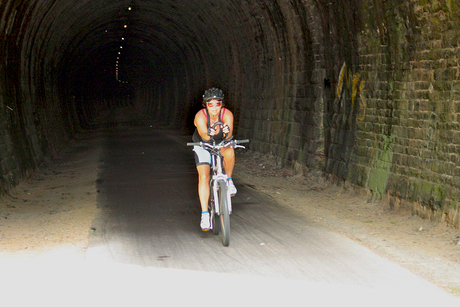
left=122, top=37, right=125, bottom=40
left=120, top=46, right=123, bottom=49
left=128, top=7, right=132, bottom=10
left=124, top=25, right=127, bottom=28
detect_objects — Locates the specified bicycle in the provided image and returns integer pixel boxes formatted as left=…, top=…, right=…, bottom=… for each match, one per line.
left=187, top=122, right=249, bottom=246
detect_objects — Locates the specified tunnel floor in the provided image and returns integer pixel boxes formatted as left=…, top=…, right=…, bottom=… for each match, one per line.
left=0, top=120, right=459, bottom=296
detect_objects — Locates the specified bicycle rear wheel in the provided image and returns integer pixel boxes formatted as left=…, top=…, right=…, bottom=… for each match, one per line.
left=218, top=180, right=230, bottom=246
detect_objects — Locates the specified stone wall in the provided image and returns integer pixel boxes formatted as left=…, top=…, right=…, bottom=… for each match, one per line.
left=0, top=1, right=75, bottom=193
left=349, top=1, right=460, bottom=226
left=237, top=0, right=322, bottom=170
left=235, top=0, right=460, bottom=227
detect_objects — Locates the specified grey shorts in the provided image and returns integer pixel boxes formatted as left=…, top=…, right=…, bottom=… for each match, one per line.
left=193, top=145, right=211, bottom=166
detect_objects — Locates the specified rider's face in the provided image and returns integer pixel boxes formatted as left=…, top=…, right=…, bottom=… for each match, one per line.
left=206, top=99, right=222, bottom=115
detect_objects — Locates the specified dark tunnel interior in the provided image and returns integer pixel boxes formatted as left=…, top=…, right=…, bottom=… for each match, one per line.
left=3, top=0, right=333, bottom=162
left=58, top=1, right=255, bottom=131
left=1, top=0, right=363, bottom=193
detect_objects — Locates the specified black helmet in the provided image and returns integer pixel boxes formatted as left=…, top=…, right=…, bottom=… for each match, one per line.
left=203, top=87, right=224, bottom=101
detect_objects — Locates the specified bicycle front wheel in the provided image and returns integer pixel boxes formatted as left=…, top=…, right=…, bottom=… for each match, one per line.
left=218, top=180, right=230, bottom=246
left=210, top=193, right=221, bottom=235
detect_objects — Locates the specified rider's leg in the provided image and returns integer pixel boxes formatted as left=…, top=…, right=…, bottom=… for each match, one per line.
left=197, top=164, right=211, bottom=212
left=221, top=148, right=237, bottom=195
left=221, top=148, right=235, bottom=177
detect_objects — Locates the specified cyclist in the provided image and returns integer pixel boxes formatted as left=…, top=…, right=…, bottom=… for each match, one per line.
left=192, top=87, right=236, bottom=231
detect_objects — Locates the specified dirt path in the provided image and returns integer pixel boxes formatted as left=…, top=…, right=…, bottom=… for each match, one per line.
left=0, top=128, right=459, bottom=296
left=234, top=151, right=460, bottom=296
left=0, top=131, right=101, bottom=261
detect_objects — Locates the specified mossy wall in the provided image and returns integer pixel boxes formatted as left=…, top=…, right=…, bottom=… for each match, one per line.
left=332, top=0, right=460, bottom=226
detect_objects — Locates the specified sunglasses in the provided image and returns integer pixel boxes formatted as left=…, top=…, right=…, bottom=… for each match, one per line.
left=206, top=101, right=222, bottom=107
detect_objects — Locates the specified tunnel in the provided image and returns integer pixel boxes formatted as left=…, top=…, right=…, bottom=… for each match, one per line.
left=1, top=0, right=334, bottom=186
left=1, top=1, right=460, bottom=227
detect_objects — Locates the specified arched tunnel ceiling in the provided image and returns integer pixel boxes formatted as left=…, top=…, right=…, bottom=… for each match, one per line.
left=1, top=0, right=323, bottom=142
left=53, top=0, right=250, bottom=93
left=2, top=0, right=322, bottom=170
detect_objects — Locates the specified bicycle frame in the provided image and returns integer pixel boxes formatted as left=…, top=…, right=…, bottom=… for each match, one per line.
left=187, top=138, right=248, bottom=216
left=209, top=143, right=232, bottom=216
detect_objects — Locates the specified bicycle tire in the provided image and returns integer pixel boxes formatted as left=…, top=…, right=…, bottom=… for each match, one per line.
left=210, top=192, right=221, bottom=235
left=218, top=180, right=230, bottom=246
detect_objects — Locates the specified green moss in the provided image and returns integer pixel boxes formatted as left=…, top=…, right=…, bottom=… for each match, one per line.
left=419, top=182, right=434, bottom=206
left=432, top=185, right=447, bottom=205
left=446, top=0, right=458, bottom=11
left=369, top=168, right=389, bottom=198
left=367, top=134, right=395, bottom=199
left=445, top=199, right=458, bottom=211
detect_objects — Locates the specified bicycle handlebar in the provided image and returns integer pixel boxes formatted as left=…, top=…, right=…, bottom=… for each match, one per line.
left=211, top=121, right=224, bottom=129
left=187, top=139, right=249, bottom=147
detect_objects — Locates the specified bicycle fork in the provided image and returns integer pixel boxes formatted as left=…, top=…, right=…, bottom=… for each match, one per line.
left=211, top=152, right=232, bottom=216
left=212, top=174, right=232, bottom=215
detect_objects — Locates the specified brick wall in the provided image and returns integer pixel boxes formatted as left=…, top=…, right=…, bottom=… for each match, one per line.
left=345, top=1, right=460, bottom=226
left=0, top=1, right=74, bottom=193
left=237, top=0, right=321, bottom=170
left=237, top=0, right=460, bottom=227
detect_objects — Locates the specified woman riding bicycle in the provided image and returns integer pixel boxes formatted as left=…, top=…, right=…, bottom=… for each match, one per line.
left=192, top=87, right=236, bottom=231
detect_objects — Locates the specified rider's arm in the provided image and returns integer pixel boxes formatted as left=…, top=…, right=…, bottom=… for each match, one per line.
left=222, top=109, right=234, bottom=139
left=194, top=112, right=211, bottom=141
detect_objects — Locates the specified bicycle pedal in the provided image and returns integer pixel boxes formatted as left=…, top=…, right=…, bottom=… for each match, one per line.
left=202, top=228, right=210, bottom=232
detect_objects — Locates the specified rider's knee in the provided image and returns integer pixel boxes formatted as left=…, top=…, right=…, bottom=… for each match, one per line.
left=199, top=172, right=210, bottom=182
left=223, top=148, right=235, bottom=159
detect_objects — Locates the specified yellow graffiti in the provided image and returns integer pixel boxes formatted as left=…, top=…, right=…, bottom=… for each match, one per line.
left=337, top=62, right=347, bottom=99
left=336, top=62, right=367, bottom=121
left=351, top=73, right=360, bottom=107
left=357, top=80, right=366, bottom=121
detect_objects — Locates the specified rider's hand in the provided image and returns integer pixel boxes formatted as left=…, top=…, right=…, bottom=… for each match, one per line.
left=222, top=124, right=230, bottom=134
left=207, top=127, right=217, bottom=136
